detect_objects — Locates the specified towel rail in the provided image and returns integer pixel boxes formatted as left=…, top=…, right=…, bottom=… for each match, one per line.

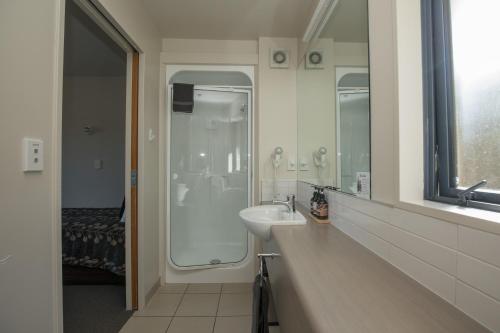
left=257, top=253, right=280, bottom=287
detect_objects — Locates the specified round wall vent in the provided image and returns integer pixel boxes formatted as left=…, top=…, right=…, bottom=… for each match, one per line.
left=305, top=49, right=325, bottom=69
left=270, top=48, right=290, bottom=68
left=309, top=51, right=323, bottom=65
left=273, top=51, right=287, bottom=64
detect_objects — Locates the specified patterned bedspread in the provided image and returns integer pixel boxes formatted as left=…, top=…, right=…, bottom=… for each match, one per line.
left=62, top=208, right=125, bottom=276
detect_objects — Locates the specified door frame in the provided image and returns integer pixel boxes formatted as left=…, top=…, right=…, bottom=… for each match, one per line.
left=57, top=0, right=140, bottom=316
left=129, top=52, right=139, bottom=309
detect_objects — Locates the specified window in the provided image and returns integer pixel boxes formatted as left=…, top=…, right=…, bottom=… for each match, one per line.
left=422, top=0, right=500, bottom=212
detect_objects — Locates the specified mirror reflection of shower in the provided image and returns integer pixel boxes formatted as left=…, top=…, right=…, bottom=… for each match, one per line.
left=271, top=147, right=284, bottom=199
left=336, top=67, right=370, bottom=198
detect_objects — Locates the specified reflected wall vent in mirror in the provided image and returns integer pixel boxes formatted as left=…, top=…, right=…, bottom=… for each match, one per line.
left=306, top=49, right=324, bottom=69
left=270, top=49, right=289, bottom=68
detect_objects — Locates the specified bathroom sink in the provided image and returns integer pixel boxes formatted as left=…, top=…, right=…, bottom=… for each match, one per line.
left=239, top=205, right=306, bottom=240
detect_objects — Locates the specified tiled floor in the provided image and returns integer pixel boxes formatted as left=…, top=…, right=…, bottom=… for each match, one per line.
left=119, top=283, right=260, bottom=333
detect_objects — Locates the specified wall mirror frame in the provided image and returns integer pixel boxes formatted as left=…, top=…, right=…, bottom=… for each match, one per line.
left=297, top=0, right=371, bottom=199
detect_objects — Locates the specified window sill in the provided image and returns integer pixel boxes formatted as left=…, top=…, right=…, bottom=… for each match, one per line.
left=395, top=199, right=500, bottom=235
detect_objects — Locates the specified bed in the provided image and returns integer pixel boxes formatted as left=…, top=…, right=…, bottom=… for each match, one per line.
left=62, top=208, right=125, bottom=276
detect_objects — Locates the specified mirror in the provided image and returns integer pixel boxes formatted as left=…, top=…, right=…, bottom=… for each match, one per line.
left=297, top=0, right=371, bottom=199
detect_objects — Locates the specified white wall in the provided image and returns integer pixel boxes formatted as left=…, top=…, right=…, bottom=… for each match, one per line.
left=0, top=1, right=64, bottom=332
left=334, top=42, right=370, bottom=67
left=0, top=0, right=161, bottom=331
left=258, top=37, right=298, bottom=184
left=97, top=0, right=162, bottom=310
left=62, top=76, right=126, bottom=208
left=161, top=38, right=259, bottom=65
left=367, top=0, right=397, bottom=205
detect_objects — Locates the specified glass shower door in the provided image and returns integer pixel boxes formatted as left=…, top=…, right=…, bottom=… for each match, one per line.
left=170, top=88, right=250, bottom=268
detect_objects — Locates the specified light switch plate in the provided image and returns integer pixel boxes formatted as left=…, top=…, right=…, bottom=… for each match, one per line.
left=23, top=138, right=43, bottom=172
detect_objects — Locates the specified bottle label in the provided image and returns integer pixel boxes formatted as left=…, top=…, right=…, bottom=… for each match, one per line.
left=317, top=203, right=328, bottom=219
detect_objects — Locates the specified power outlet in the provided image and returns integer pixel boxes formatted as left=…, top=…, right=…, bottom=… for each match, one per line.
left=23, top=138, right=43, bottom=172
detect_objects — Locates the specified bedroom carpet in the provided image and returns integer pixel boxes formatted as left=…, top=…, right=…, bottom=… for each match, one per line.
left=63, top=265, right=125, bottom=285
left=63, top=285, right=132, bottom=333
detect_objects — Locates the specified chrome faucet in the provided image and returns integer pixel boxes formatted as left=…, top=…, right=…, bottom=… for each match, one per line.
left=457, top=180, right=487, bottom=206
left=272, top=194, right=296, bottom=213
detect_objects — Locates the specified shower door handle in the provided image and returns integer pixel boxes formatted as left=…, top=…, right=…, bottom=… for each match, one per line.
left=257, top=253, right=281, bottom=259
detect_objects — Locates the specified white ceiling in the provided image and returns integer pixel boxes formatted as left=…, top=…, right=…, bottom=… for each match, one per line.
left=142, top=0, right=318, bottom=40
left=320, top=0, right=369, bottom=43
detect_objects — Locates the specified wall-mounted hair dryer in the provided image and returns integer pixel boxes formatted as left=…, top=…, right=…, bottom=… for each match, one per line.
left=272, top=146, right=284, bottom=169
left=313, top=146, right=328, bottom=168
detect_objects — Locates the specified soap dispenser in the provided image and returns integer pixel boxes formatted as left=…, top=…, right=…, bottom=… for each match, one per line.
left=317, top=188, right=329, bottom=220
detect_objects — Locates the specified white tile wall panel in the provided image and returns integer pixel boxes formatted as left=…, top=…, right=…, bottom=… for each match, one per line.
left=333, top=217, right=391, bottom=261
left=457, top=253, right=500, bottom=302
left=456, top=281, right=500, bottom=332
left=389, top=227, right=457, bottom=276
left=298, top=184, right=500, bottom=328
left=391, top=208, right=458, bottom=249
left=335, top=203, right=393, bottom=241
left=288, top=181, right=297, bottom=195
left=458, top=226, right=500, bottom=269
left=261, top=180, right=297, bottom=202
left=389, top=246, right=456, bottom=304
left=320, top=186, right=500, bottom=332
left=337, top=193, right=392, bottom=222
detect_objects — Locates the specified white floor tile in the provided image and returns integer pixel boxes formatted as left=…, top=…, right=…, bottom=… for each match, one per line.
left=119, top=316, right=172, bottom=333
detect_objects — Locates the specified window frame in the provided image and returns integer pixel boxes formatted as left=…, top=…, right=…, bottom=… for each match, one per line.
left=421, top=0, right=500, bottom=212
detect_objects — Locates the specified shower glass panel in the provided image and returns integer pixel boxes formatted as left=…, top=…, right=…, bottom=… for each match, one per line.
left=338, top=92, right=370, bottom=196
left=170, top=88, right=250, bottom=268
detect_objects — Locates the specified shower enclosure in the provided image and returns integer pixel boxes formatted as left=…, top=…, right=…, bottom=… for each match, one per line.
left=166, top=67, right=253, bottom=273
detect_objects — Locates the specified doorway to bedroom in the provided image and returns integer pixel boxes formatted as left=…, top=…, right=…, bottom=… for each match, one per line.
left=61, top=1, right=138, bottom=331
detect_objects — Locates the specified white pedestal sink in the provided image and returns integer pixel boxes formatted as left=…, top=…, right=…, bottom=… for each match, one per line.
left=239, top=205, right=306, bottom=240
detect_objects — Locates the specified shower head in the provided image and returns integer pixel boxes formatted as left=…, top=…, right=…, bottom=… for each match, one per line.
left=274, top=147, right=284, bottom=156
left=318, top=147, right=327, bottom=155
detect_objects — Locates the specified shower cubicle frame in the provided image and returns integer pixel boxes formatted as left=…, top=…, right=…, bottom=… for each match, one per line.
left=164, top=65, right=255, bottom=281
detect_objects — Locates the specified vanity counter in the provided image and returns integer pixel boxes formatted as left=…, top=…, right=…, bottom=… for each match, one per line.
left=267, top=205, right=488, bottom=333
